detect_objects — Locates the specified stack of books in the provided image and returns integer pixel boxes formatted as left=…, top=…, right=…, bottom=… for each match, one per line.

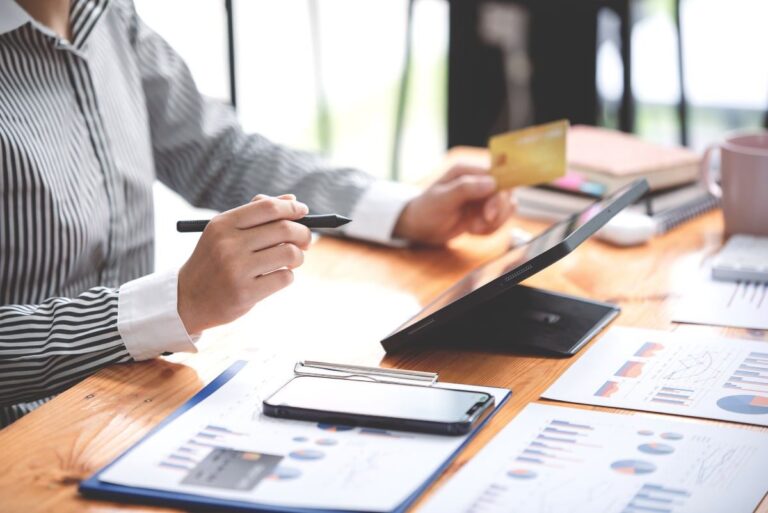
left=514, top=125, right=719, bottom=233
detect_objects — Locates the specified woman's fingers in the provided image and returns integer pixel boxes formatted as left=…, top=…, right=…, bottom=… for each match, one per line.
left=247, top=243, right=305, bottom=276
left=224, top=196, right=308, bottom=229
left=240, top=220, right=312, bottom=252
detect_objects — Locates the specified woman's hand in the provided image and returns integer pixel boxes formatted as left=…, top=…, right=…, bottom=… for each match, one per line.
left=393, top=164, right=514, bottom=245
left=177, top=195, right=311, bottom=334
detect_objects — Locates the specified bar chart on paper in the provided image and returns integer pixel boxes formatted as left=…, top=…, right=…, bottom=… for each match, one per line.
left=673, top=277, right=768, bottom=330
left=542, top=327, right=768, bottom=426
left=419, top=403, right=768, bottom=513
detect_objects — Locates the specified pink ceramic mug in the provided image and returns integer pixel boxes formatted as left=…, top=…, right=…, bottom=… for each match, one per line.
left=701, top=131, right=768, bottom=236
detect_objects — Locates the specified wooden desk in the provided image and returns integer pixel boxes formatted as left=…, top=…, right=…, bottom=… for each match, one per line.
left=1, top=153, right=766, bottom=512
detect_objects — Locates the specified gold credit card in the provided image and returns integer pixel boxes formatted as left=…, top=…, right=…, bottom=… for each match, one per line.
left=489, top=119, right=569, bottom=189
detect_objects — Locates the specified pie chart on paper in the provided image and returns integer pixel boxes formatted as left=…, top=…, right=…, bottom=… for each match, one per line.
left=507, top=469, right=537, bottom=480
left=638, top=443, right=675, bottom=455
left=716, top=395, right=768, bottom=415
left=289, top=449, right=325, bottom=461
left=610, top=459, right=657, bottom=475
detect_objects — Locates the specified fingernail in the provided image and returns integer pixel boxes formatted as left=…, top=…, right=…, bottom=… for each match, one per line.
left=484, top=199, right=499, bottom=223
left=478, top=176, right=496, bottom=192
left=296, top=202, right=309, bottom=214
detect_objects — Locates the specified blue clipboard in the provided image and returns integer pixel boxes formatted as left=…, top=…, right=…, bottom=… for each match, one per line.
left=79, top=360, right=511, bottom=513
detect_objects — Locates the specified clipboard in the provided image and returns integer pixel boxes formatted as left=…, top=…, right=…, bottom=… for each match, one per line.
left=79, top=360, right=511, bottom=513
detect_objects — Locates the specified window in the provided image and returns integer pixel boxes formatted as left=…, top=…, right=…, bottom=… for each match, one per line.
left=598, top=0, right=768, bottom=149
left=133, top=1, right=448, bottom=268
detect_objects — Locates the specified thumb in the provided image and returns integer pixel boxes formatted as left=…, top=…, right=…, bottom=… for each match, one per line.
left=251, top=193, right=296, bottom=202
left=441, top=175, right=497, bottom=206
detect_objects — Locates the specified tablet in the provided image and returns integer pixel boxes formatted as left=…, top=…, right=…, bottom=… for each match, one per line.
left=380, top=179, right=649, bottom=353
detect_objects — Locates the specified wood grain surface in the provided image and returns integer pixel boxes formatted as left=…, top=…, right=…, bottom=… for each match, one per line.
left=0, top=148, right=765, bottom=513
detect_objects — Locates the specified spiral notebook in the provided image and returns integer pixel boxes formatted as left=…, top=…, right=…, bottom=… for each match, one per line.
left=653, top=193, right=719, bottom=233
left=515, top=190, right=718, bottom=234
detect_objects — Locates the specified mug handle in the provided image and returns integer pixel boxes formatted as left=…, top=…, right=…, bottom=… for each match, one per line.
left=700, top=144, right=722, bottom=198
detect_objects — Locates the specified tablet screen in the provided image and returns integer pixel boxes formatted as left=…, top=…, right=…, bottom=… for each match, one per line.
left=392, top=184, right=636, bottom=335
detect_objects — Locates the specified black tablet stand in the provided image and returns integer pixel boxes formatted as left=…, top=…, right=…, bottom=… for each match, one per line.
left=420, top=285, right=620, bottom=357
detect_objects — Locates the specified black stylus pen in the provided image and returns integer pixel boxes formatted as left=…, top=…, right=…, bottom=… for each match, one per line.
left=176, top=214, right=352, bottom=232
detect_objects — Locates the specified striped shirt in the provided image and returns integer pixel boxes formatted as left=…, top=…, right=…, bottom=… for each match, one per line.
left=0, top=0, right=415, bottom=428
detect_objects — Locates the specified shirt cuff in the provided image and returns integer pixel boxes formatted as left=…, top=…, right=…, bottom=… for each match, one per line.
left=340, top=180, right=421, bottom=246
left=117, top=268, right=199, bottom=361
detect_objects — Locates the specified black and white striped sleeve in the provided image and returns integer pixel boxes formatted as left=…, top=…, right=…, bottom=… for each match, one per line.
left=0, top=287, right=131, bottom=408
left=0, top=261, right=198, bottom=419
left=133, top=13, right=378, bottom=218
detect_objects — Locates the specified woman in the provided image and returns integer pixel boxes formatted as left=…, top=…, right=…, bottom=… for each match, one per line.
left=0, top=0, right=513, bottom=427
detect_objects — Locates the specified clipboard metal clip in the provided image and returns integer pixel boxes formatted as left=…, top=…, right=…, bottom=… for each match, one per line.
left=294, top=360, right=438, bottom=387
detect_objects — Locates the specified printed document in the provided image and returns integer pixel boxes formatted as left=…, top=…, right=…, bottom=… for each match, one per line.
left=420, top=403, right=768, bottom=513
left=543, top=327, right=768, bottom=426
left=672, top=273, right=768, bottom=330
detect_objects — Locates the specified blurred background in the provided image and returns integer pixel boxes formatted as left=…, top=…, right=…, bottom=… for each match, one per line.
left=136, top=0, right=768, bottom=267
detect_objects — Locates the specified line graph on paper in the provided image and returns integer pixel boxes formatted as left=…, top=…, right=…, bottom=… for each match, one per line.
left=662, top=351, right=715, bottom=381
left=649, top=345, right=737, bottom=388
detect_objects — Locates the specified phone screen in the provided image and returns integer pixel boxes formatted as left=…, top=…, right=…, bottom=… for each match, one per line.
left=265, top=377, right=491, bottom=423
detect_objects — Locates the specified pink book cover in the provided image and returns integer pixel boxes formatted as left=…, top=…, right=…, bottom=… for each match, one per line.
left=568, top=125, right=700, bottom=177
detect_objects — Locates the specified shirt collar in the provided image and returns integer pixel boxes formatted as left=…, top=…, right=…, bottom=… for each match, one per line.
left=0, top=0, right=112, bottom=48
left=0, top=0, right=33, bottom=35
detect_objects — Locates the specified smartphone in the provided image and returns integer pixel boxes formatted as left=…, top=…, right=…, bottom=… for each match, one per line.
left=262, top=376, right=495, bottom=436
